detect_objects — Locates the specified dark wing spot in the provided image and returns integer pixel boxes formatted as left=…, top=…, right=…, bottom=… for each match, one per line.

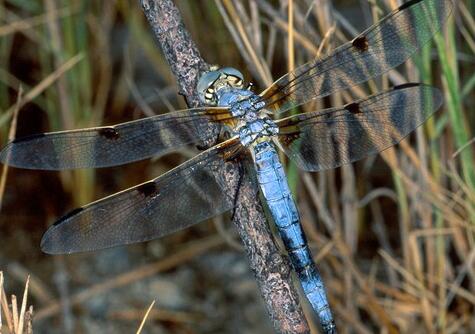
left=99, top=127, right=120, bottom=140
left=394, top=83, right=421, bottom=90
left=12, top=133, right=46, bottom=144
left=137, top=182, right=158, bottom=197
left=54, top=207, right=84, bottom=226
left=344, top=102, right=362, bottom=114
left=399, top=0, right=423, bottom=11
left=352, top=36, right=369, bottom=52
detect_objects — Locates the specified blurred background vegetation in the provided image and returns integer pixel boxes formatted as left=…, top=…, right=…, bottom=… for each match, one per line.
left=0, top=0, right=474, bottom=333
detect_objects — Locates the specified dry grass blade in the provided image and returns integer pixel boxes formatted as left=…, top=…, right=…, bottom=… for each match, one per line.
left=0, top=272, right=14, bottom=332
left=379, top=249, right=435, bottom=301
left=0, top=274, right=33, bottom=334
left=7, top=263, right=53, bottom=305
left=458, top=1, right=475, bottom=36
left=135, top=300, right=155, bottom=334
left=334, top=238, right=398, bottom=333
left=17, top=276, right=30, bottom=334
left=255, top=0, right=319, bottom=54
left=0, top=87, right=22, bottom=210
left=0, top=5, right=77, bottom=37
left=220, top=0, right=272, bottom=85
left=0, top=272, right=3, bottom=329
left=0, top=53, right=84, bottom=128
left=11, top=295, right=18, bottom=333
left=287, top=0, right=294, bottom=72
left=452, top=137, right=475, bottom=159
left=44, top=0, right=74, bottom=129
left=301, top=172, right=334, bottom=231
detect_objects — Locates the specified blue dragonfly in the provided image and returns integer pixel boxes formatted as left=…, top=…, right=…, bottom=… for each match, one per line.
left=0, top=0, right=452, bottom=332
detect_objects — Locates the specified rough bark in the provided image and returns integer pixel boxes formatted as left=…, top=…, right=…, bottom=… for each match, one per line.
left=139, top=0, right=310, bottom=333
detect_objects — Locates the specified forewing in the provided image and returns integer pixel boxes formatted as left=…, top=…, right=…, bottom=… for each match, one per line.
left=276, top=84, right=443, bottom=171
left=41, top=138, right=246, bottom=254
left=0, top=107, right=233, bottom=170
left=260, top=0, right=452, bottom=113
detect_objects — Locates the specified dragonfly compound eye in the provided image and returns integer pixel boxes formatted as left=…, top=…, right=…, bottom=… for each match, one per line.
left=197, top=70, right=221, bottom=105
left=197, top=67, right=245, bottom=105
left=220, top=67, right=244, bottom=89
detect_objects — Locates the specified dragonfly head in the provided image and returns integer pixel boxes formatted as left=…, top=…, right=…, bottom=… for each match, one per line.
left=197, top=67, right=245, bottom=105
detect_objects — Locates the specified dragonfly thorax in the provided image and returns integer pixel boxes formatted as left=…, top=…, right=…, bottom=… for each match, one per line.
left=218, top=89, right=265, bottom=117
left=198, top=67, right=278, bottom=147
left=216, top=88, right=278, bottom=147
left=238, top=118, right=278, bottom=147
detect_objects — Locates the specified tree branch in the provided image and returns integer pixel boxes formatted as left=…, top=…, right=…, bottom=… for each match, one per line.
left=139, top=0, right=310, bottom=333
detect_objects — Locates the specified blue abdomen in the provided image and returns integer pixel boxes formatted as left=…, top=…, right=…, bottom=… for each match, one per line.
left=253, top=141, right=335, bottom=333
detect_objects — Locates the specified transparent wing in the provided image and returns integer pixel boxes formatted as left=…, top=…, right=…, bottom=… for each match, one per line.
left=260, top=0, right=452, bottom=113
left=0, top=107, right=234, bottom=170
left=41, top=138, right=246, bottom=254
left=276, top=84, right=443, bottom=171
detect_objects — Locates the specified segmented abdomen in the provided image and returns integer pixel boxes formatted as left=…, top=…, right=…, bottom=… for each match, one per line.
left=253, top=140, right=335, bottom=333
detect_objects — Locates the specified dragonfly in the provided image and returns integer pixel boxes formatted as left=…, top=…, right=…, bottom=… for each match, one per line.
left=0, top=0, right=452, bottom=332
